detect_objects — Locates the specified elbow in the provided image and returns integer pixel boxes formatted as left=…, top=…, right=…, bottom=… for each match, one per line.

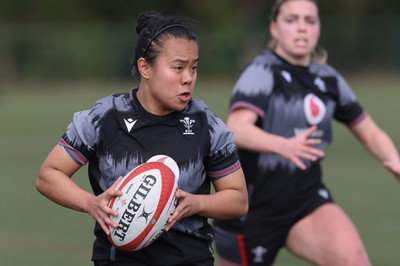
left=35, top=172, right=49, bottom=196
left=230, top=193, right=248, bottom=218
left=238, top=198, right=249, bottom=217
left=35, top=165, right=55, bottom=196
left=35, top=176, right=44, bottom=194
left=238, top=184, right=249, bottom=217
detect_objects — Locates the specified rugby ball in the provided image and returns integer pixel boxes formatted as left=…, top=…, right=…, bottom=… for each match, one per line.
left=147, top=155, right=180, bottom=180
left=108, top=156, right=179, bottom=251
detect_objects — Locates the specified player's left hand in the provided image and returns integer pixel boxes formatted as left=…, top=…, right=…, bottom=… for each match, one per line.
left=165, top=189, right=199, bottom=231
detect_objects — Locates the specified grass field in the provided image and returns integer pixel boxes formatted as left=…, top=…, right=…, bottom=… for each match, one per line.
left=1, top=75, right=399, bottom=265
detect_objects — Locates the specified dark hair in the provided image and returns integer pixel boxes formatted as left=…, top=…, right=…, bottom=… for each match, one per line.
left=131, top=11, right=198, bottom=80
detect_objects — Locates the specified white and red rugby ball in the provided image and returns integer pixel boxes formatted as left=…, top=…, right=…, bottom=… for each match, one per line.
left=108, top=155, right=179, bottom=251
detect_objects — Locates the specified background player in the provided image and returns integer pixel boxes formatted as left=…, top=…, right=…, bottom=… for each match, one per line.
left=36, top=11, right=248, bottom=266
left=213, top=0, right=400, bottom=265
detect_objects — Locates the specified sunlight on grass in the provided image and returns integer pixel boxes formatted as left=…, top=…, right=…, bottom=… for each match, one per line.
left=1, top=74, right=399, bottom=265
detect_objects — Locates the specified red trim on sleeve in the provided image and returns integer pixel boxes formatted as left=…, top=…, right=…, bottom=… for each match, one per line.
left=348, top=111, right=368, bottom=127
left=207, top=161, right=241, bottom=178
left=230, top=102, right=265, bottom=118
left=58, top=139, right=88, bottom=165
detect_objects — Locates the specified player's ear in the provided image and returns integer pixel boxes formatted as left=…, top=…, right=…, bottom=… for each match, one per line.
left=137, top=58, right=150, bottom=79
left=269, top=21, right=278, bottom=40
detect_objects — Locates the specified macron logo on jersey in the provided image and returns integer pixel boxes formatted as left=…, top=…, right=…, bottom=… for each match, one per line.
left=318, top=188, right=329, bottom=199
left=280, top=70, right=292, bottom=83
left=124, top=118, right=137, bottom=132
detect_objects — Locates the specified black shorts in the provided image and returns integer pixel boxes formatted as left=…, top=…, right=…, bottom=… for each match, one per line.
left=94, top=258, right=213, bottom=266
left=92, top=229, right=214, bottom=266
left=214, top=185, right=334, bottom=266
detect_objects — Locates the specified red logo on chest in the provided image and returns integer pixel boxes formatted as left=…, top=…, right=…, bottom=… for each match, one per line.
left=304, top=93, right=326, bottom=125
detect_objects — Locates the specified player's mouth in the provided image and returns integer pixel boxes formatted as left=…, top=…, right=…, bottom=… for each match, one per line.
left=294, top=38, right=308, bottom=47
left=178, top=92, right=191, bottom=102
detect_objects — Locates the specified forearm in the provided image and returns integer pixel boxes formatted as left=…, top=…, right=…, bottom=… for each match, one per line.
left=197, top=168, right=248, bottom=219
left=231, top=122, right=286, bottom=154
left=36, top=169, right=93, bottom=213
left=352, top=116, right=400, bottom=164
left=195, top=188, right=248, bottom=219
left=364, top=129, right=400, bottom=164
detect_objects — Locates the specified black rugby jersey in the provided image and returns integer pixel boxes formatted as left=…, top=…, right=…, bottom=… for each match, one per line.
left=59, top=88, right=240, bottom=261
left=215, top=50, right=366, bottom=231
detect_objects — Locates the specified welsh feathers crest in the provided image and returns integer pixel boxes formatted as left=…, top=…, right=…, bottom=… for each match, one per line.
left=180, top=116, right=195, bottom=135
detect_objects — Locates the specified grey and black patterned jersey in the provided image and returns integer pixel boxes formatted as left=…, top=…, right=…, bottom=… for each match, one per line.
left=215, top=50, right=366, bottom=231
left=59, top=88, right=240, bottom=260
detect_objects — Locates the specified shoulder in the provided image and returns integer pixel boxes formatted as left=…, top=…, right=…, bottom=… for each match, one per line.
left=186, top=97, right=209, bottom=112
left=309, top=62, right=352, bottom=89
left=244, top=49, right=281, bottom=72
left=309, top=61, right=342, bottom=78
left=310, top=62, right=358, bottom=103
left=185, top=98, right=218, bottom=122
left=185, top=98, right=228, bottom=129
left=92, top=92, right=131, bottom=112
left=78, top=92, right=131, bottom=121
left=232, top=50, right=280, bottom=96
left=67, top=91, right=132, bottom=138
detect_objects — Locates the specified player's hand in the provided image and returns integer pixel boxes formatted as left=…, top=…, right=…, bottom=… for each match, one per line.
left=282, top=125, right=325, bottom=170
left=165, top=189, right=199, bottom=231
left=383, top=160, right=400, bottom=182
left=87, top=176, right=123, bottom=235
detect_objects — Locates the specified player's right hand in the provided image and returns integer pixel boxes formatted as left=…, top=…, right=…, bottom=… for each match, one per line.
left=282, top=125, right=325, bottom=170
left=87, top=176, right=123, bottom=235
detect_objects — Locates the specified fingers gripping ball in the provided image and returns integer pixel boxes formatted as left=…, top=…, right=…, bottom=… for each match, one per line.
left=107, top=156, right=179, bottom=251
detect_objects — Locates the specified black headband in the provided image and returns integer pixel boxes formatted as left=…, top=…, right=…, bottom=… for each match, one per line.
left=142, top=24, right=188, bottom=58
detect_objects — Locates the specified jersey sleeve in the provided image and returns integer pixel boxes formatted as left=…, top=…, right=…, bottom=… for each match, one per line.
left=59, top=97, right=112, bottom=165
left=204, top=108, right=241, bottom=181
left=229, top=60, right=274, bottom=119
left=333, top=72, right=366, bottom=126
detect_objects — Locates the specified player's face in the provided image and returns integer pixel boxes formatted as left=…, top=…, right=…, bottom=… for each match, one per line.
left=144, top=38, right=198, bottom=115
left=270, top=0, right=320, bottom=65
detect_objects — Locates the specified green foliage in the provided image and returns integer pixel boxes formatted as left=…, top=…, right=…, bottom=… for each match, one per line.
left=1, top=1, right=400, bottom=80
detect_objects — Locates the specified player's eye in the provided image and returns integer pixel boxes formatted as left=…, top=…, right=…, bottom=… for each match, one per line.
left=305, top=17, right=318, bottom=25
left=284, top=16, right=297, bottom=23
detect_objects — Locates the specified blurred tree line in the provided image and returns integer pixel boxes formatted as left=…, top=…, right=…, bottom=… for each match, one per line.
left=1, top=0, right=399, bottom=81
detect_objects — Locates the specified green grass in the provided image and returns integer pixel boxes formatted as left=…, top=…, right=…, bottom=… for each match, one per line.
left=1, top=75, right=399, bottom=265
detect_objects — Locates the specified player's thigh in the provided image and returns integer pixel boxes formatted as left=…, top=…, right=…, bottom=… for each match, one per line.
left=285, top=203, right=371, bottom=266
